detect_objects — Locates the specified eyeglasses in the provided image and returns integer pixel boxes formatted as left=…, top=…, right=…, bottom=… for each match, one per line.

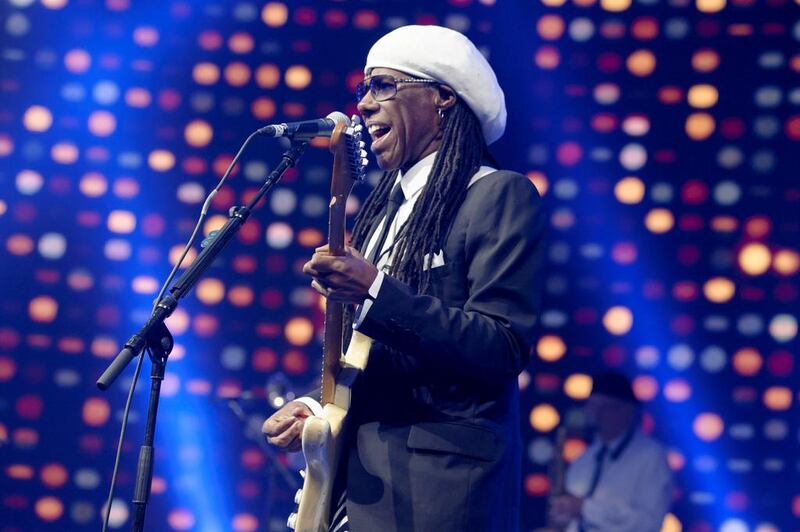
left=355, top=74, right=439, bottom=103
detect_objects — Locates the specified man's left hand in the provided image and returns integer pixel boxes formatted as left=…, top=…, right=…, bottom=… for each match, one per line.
left=303, top=244, right=379, bottom=304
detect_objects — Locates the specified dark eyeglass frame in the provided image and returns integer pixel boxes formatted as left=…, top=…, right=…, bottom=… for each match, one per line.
left=356, top=74, right=439, bottom=103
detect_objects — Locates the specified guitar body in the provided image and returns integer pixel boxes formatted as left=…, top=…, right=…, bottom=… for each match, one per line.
left=291, top=331, right=372, bottom=531
left=288, top=116, right=369, bottom=531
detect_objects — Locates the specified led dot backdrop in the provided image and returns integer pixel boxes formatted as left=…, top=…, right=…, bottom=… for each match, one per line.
left=0, top=0, right=798, bottom=531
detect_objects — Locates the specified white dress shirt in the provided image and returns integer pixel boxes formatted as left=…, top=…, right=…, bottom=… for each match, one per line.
left=296, top=152, right=496, bottom=416
left=564, top=429, right=673, bottom=532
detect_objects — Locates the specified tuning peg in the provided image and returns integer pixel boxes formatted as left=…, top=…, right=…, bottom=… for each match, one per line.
left=287, top=512, right=297, bottom=529
left=299, top=469, right=305, bottom=478
left=350, top=114, right=361, bottom=124
left=294, top=488, right=303, bottom=504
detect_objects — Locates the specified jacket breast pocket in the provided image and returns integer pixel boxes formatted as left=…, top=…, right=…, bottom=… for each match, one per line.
left=406, top=421, right=503, bottom=462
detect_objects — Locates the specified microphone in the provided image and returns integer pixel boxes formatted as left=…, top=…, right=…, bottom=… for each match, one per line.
left=256, top=111, right=350, bottom=140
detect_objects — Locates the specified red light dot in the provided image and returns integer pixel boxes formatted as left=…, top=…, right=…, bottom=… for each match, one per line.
left=282, top=349, right=309, bottom=375
left=0, top=355, right=17, bottom=381
left=16, top=394, right=44, bottom=419
left=556, top=142, right=583, bottom=166
left=524, top=473, right=550, bottom=496
left=40, top=463, right=68, bottom=488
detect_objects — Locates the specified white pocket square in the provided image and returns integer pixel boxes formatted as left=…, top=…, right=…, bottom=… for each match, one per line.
left=422, top=250, right=446, bottom=271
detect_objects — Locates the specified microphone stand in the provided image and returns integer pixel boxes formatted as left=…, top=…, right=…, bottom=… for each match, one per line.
left=96, top=140, right=308, bottom=532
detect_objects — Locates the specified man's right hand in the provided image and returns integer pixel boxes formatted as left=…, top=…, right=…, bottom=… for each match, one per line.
left=261, top=401, right=313, bottom=452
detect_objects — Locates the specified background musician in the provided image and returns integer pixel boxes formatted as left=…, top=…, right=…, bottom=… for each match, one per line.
left=549, top=371, right=673, bottom=532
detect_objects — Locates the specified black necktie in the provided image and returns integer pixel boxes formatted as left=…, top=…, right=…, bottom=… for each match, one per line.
left=586, top=444, right=607, bottom=498
left=366, top=182, right=405, bottom=266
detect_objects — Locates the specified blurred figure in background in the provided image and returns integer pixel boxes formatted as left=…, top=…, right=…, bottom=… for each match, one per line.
left=549, top=371, right=673, bottom=532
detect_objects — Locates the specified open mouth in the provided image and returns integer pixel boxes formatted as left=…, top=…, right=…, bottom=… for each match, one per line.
left=368, top=124, right=392, bottom=150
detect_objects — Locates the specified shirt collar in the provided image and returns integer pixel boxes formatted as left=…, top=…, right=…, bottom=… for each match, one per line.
left=396, top=151, right=437, bottom=201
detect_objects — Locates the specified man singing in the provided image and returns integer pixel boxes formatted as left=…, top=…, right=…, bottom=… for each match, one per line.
left=263, top=25, right=545, bottom=531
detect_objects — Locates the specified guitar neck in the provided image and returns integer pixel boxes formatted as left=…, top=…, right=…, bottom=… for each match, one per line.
left=321, top=192, right=348, bottom=405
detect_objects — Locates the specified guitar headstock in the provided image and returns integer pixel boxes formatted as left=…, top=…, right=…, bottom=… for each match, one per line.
left=329, top=115, right=368, bottom=198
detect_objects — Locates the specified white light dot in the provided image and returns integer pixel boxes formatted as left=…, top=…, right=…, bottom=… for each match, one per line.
left=700, top=346, right=727, bottom=372
left=650, top=182, right=673, bottom=203
left=713, top=181, right=740, bottom=205
left=266, top=222, right=293, bottom=249
left=74, top=468, right=101, bottom=489
left=569, top=18, right=595, bottom=41
left=244, top=160, right=268, bottom=181
left=176, top=182, right=205, bottom=204
left=717, top=146, right=743, bottom=169
left=270, top=188, right=297, bottom=215
left=667, top=344, right=694, bottom=370
left=769, top=314, right=797, bottom=343
left=619, top=143, right=647, bottom=171
left=6, top=13, right=31, bottom=36
left=93, top=81, right=120, bottom=105
left=754, top=86, right=782, bottom=108
left=16, top=169, right=43, bottom=195
left=38, top=232, right=67, bottom=259
left=221, top=345, right=247, bottom=370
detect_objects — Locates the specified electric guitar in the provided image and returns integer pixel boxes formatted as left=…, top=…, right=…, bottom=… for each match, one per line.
left=287, top=115, right=371, bottom=531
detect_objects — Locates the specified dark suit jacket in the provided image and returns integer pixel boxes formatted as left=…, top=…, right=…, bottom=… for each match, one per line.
left=340, top=170, right=545, bottom=531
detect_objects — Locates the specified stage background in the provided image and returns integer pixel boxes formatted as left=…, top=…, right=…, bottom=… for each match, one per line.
left=0, top=0, right=798, bottom=530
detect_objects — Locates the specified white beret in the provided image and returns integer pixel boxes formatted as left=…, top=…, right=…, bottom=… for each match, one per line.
left=364, top=25, right=507, bottom=145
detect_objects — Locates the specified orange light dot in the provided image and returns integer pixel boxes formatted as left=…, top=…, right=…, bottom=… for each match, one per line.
left=564, top=373, right=592, bottom=400
left=148, top=149, right=175, bottom=172
left=603, top=306, right=633, bottom=335
left=732, top=348, right=762, bottom=376
left=692, top=49, right=720, bottom=72
left=687, top=85, right=719, bottom=109
left=529, top=404, right=560, bottom=432
left=224, top=62, right=251, bottom=87
left=193, top=62, right=220, bottom=85
left=34, top=496, right=64, bottom=522
left=686, top=112, right=716, bottom=140
left=29, top=295, right=58, bottom=323
left=632, top=375, right=659, bottom=401
left=285, top=65, right=312, bottom=90
left=527, top=171, right=548, bottom=196
left=627, top=50, right=656, bottom=76
left=203, top=214, right=227, bottom=237
left=23, top=105, right=53, bottom=132
left=88, top=110, right=117, bottom=136
left=196, top=278, right=225, bottom=305
left=51, top=142, right=79, bottom=164
left=600, top=0, right=631, bottom=11
left=773, top=249, right=800, bottom=276
left=285, top=317, right=314, bottom=346
left=534, top=46, right=560, bottom=70
left=537, top=15, right=565, bottom=40
left=525, top=473, right=550, bottom=496
left=662, top=513, right=683, bottom=532
left=184, top=120, right=213, bottom=148
left=107, top=210, right=136, bottom=234
left=763, top=386, right=792, bottom=410
left=262, top=2, right=288, bottom=27
left=255, top=64, right=281, bottom=89
left=614, top=176, right=645, bottom=204
left=82, top=397, right=111, bottom=426
left=131, top=276, right=159, bottom=295
left=167, top=509, right=196, bottom=530
left=228, top=32, right=255, bottom=54
left=232, top=513, right=259, bottom=532
left=8, top=234, right=35, bottom=255
left=697, top=0, right=726, bottom=12
left=541, top=0, right=567, bottom=5
left=693, top=412, right=724, bottom=441
left=738, top=243, right=771, bottom=275
left=537, top=335, right=566, bottom=362
left=644, top=208, right=674, bottom=233
left=252, top=97, right=277, bottom=120
left=563, top=438, right=587, bottom=462
left=703, top=277, right=735, bottom=303
left=228, top=285, right=254, bottom=307
left=126, top=87, right=152, bottom=108
left=169, top=245, right=197, bottom=268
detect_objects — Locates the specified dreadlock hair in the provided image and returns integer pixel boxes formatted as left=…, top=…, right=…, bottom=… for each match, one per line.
left=350, top=98, right=495, bottom=294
